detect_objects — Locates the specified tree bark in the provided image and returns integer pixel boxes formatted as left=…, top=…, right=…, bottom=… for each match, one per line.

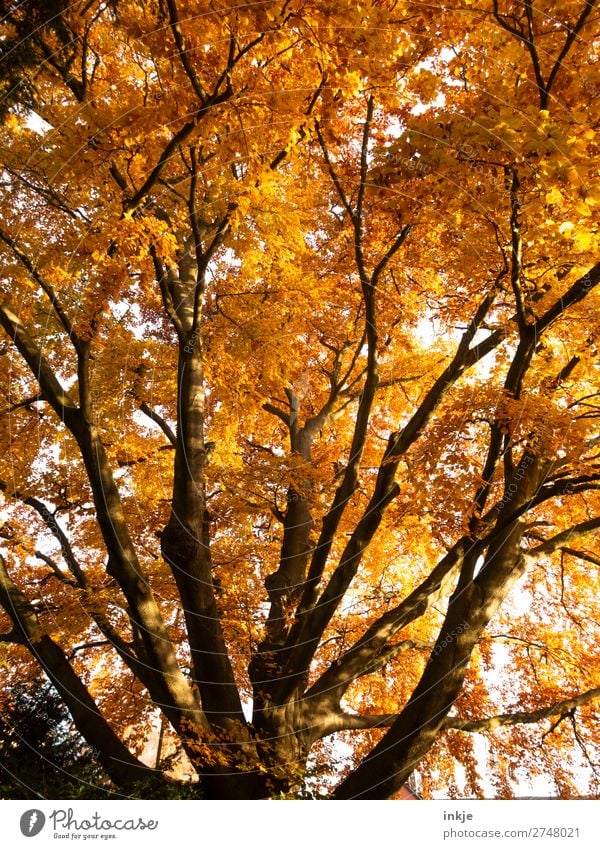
left=0, top=555, right=148, bottom=790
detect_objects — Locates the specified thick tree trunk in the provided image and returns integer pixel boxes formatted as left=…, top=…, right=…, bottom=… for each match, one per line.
left=162, top=341, right=246, bottom=730
left=333, top=579, right=487, bottom=799
left=0, top=303, right=207, bottom=735
left=72, top=419, right=209, bottom=732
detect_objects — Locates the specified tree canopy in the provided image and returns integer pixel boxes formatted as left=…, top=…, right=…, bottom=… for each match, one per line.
left=0, top=0, right=598, bottom=799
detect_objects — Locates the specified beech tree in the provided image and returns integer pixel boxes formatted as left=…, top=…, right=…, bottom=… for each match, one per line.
left=0, top=0, right=598, bottom=799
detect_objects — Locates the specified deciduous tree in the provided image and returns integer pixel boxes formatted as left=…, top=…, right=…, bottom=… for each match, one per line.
left=0, top=0, right=598, bottom=799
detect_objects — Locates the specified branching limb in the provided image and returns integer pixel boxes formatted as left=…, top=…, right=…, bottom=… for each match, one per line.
left=0, top=553, right=149, bottom=789
left=305, top=539, right=466, bottom=706
left=288, top=288, right=500, bottom=680
left=481, top=473, right=600, bottom=529
left=164, top=0, right=208, bottom=103
left=0, top=306, right=207, bottom=736
left=150, top=248, right=185, bottom=340
left=545, top=1, right=598, bottom=100
left=124, top=117, right=207, bottom=214
left=492, top=0, right=597, bottom=109
left=314, top=121, right=353, bottom=218
left=37, top=551, right=78, bottom=588
left=506, top=166, right=530, bottom=335
left=0, top=394, right=42, bottom=415
left=68, top=640, right=114, bottom=659
left=1, top=165, right=85, bottom=222
left=0, top=302, right=79, bottom=428
left=0, top=484, right=185, bottom=698
left=536, top=261, right=600, bottom=334
left=139, top=401, right=177, bottom=446
left=387, top=286, right=502, bottom=459
left=327, top=713, right=397, bottom=733
left=0, top=227, right=80, bottom=348
left=263, top=402, right=291, bottom=427
left=524, top=519, right=600, bottom=561
left=0, top=481, right=87, bottom=588
left=308, top=512, right=599, bottom=735
left=354, top=95, right=374, bottom=230
left=443, top=687, right=600, bottom=733
left=560, top=547, right=600, bottom=568
left=123, top=13, right=272, bottom=215
left=269, top=72, right=327, bottom=170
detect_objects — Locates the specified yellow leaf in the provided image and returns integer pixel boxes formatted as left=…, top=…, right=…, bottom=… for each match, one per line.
left=575, top=201, right=592, bottom=217
left=545, top=188, right=563, bottom=205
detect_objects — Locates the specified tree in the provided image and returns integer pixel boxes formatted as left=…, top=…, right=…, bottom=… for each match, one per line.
left=0, top=0, right=598, bottom=799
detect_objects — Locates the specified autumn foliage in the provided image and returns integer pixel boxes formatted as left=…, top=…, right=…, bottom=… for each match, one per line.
left=0, top=0, right=599, bottom=799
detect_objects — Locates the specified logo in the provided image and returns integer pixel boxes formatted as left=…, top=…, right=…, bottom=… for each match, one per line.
left=20, top=810, right=46, bottom=837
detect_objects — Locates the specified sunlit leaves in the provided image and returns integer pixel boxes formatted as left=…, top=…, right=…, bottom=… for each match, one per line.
left=0, top=0, right=598, bottom=799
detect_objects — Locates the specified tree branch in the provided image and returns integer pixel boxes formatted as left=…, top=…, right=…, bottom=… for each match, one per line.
left=0, top=302, right=79, bottom=428
left=0, top=482, right=87, bottom=587
left=0, top=226, right=80, bottom=348
left=525, top=518, right=600, bottom=561
left=124, top=116, right=203, bottom=214
left=139, top=401, right=177, bottom=446
left=0, top=393, right=42, bottom=415
left=305, top=540, right=465, bottom=705
left=329, top=713, right=397, bottom=733
left=288, top=287, right=501, bottom=683
left=371, top=225, right=412, bottom=287
left=492, top=0, right=547, bottom=107
left=314, top=121, right=353, bottom=219
left=164, top=0, right=208, bottom=103
left=506, top=166, right=530, bottom=335
left=560, top=547, right=600, bottom=568
left=37, top=551, right=78, bottom=588
left=545, top=0, right=598, bottom=98
left=262, top=402, right=291, bottom=427
left=67, top=639, right=115, bottom=659
left=150, top=248, right=185, bottom=340
left=121, top=11, right=273, bottom=215
left=0, top=553, right=149, bottom=788
left=536, top=261, right=600, bottom=334
left=355, top=95, right=374, bottom=227
left=443, top=687, right=600, bottom=733
left=0, top=303, right=208, bottom=732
